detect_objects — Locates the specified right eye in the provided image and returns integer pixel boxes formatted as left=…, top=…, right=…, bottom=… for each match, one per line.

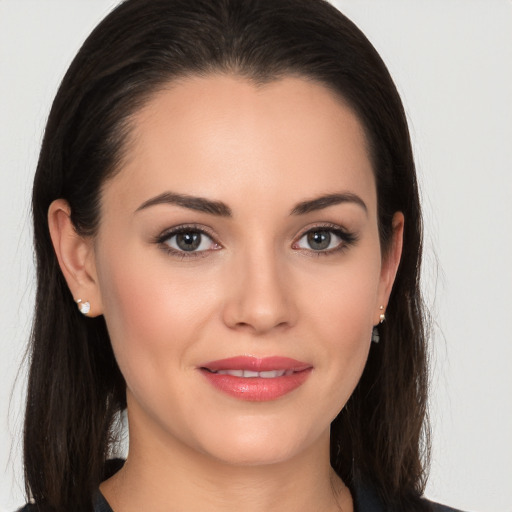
left=158, top=226, right=221, bottom=256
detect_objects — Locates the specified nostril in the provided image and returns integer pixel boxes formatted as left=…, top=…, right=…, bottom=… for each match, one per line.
left=221, top=271, right=297, bottom=333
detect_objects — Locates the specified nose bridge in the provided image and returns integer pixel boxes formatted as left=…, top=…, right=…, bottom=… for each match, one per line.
left=222, top=238, right=295, bottom=333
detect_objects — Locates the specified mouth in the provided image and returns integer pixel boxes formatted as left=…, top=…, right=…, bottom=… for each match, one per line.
left=198, top=356, right=313, bottom=401
left=204, top=368, right=296, bottom=378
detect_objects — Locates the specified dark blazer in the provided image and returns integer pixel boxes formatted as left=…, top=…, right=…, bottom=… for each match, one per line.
left=353, top=480, right=467, bottom=512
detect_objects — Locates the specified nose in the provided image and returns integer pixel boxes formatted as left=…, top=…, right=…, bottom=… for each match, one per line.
left=222, top=248, right=297, bottom=335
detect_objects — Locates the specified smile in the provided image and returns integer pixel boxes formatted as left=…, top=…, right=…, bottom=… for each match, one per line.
left=206, top=369, right=295, bottom=378
left=199, top=356, right=313, bottom=401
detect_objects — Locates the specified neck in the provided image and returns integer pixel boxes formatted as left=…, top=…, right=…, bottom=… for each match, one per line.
left=101, top=418, right=351, bottom=512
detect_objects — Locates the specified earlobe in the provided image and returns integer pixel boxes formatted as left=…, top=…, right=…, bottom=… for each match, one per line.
left=48, top=199, right=102, bottom=317
left=375, top=212, right=404, bottom=323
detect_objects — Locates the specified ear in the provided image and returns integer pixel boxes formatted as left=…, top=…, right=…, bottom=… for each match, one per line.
left=374, top=212, right=404, bottom=324
left=48, top=199, right=103, bottom=317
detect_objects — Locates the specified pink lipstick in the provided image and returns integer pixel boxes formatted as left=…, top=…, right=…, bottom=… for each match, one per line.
left=199, top=356, right=312, bottom=401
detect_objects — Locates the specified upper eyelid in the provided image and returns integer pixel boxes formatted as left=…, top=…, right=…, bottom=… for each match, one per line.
left=156, top=224, right=218, bottom=242
left=157, top=221, right=346, bottom=234
left=293, top=223, right=358, bottom=250
left=294, top=222, right=351, bottom=238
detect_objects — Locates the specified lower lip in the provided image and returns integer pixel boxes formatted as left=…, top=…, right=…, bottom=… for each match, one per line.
left=200, top=368, right=312, bottom=401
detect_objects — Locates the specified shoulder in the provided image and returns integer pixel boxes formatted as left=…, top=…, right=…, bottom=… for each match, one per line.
left=93, top=490, right=113, bottom=512
left=424, top=499, right=470, bottom=512
left=15, top=496, right=112, bottom=512
left=15, top=459, right=123, bottom=512
left=353, top=478, right=471, bottom=512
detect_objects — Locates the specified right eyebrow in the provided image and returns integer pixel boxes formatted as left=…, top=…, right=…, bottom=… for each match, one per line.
left=135, top=191, right=232, bottom=217
left=290, top=192, right=368, bottom=216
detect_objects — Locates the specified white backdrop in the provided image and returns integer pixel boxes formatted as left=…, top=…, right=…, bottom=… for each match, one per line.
left=1, top=1, right=511, bottom=511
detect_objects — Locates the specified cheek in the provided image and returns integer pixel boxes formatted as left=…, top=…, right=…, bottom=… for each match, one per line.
left=95, top=243, right=211, bottom=382
left=305, top=251, right=380, bottom=341
left=300, top=251, right=381, bottom=405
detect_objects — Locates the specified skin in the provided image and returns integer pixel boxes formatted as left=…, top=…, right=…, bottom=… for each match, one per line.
left=49, top=75, right=403, bottom=512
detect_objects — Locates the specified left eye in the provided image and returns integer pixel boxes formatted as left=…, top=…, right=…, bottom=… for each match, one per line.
left=295, top=229, right=344, bottom=251
left=164, top=230, right=217, bottom=252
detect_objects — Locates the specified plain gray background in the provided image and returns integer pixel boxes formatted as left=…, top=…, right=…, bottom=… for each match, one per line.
left=1, top=1, right=511, bottom=511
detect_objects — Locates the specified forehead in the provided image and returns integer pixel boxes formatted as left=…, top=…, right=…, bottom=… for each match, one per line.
left=103, top=74, right=376, bottom=216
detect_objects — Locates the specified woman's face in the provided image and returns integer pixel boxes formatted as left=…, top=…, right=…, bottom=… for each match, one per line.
left=89, top=75, right=402, bottom=466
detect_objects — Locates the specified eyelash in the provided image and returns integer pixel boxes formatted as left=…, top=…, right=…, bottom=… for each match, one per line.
left=155, top=224, right=220, bottom=259
left=154, top=223, right=358, bottom=259
left=293, top=223, right=358, bottom=257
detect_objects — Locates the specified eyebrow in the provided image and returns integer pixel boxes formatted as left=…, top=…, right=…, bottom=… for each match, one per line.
left=135, top=191, right=367, bottom=217
left=136, top=192, right=232, bottom=216
left=290, top=193, right=367, bottom=216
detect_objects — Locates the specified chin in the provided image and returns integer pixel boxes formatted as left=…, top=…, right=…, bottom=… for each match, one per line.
left=207, top=438, right=302, bottom=467
left=192, top=415, right=323, bottom=467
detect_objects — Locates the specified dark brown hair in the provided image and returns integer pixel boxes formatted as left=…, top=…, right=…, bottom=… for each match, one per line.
left=25, top=0, right=430, bottom=510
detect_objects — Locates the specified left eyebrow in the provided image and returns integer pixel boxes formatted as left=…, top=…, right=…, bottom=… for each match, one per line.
left=290, top=192, right=368, bottom=216
left=135, top=191, right=232, bottom=217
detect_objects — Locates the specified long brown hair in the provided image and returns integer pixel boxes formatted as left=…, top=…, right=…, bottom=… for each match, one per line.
left=25, top=0, right=430, bottom=510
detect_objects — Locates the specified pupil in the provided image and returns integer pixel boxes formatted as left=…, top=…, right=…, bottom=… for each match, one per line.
left=176, top=232, right=201, bottom=251
left=307, top=231, right=331, bottom=250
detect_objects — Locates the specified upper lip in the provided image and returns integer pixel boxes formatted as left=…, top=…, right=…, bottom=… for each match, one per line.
left=200, top=356, right=312, bottom=372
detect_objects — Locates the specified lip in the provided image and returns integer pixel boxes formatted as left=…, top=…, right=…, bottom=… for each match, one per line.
left=199, top=356, right=313, bottom=402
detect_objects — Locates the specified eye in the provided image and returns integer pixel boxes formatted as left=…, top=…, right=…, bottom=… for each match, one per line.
left=159, top=227, right=220, bottom=254
left=293, top=226, right=356, bottom=253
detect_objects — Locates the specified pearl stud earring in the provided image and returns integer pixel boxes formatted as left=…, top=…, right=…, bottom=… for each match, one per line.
left=76, top=299, right=91, bottom=316
left=379, top=305, right=386, bottom=324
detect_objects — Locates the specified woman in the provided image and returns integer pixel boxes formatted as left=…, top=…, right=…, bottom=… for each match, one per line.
left=19, top=0, right=464, bottom=511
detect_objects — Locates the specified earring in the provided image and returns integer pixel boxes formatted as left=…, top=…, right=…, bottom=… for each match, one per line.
left=75, top=299, right=91, bottom=316
left=379, top=305, right=386, bottom=324
left=372, top=306, right=386, bottom=343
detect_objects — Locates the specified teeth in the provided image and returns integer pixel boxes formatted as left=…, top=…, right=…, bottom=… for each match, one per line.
left=214, top=369, right=290, bottom=378
left=259, top=370, right=286, bottom=378
left=217, top=370, right=244, bottom=377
